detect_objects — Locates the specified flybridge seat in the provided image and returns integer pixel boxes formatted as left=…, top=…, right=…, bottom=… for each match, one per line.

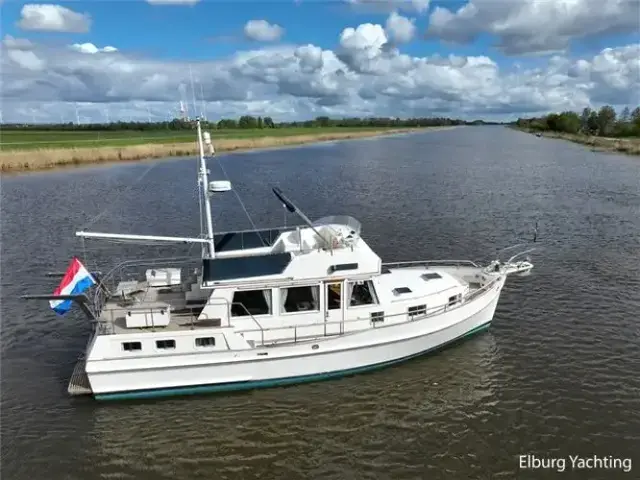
left=271, top=228, right=332, bottom=253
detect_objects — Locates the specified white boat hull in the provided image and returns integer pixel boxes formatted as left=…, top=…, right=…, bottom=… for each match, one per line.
left=87, top=276, right=505, bottom=401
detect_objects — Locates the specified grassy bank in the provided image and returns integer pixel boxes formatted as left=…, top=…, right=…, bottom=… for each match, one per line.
left=0, top=127, right=433, bottom=173
left=1, top=126, right=403, bottom=151
left=514, top=127, right=640, bottom=155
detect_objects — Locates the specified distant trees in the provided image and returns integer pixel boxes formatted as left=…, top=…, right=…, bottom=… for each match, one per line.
left=1, top=115, right=500, bottom=131
left=515, top=105, right=640, bottom=138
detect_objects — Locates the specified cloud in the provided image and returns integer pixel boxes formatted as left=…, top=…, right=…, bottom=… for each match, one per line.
left=145, top=0, right=201, bottom=4
left=244, top=20, right=284, bottom=42
left=70, top=43, right=118, bottom=54
left=1, top=29, right=638, bottom=124
left=385, top=11, right=416, bottom=44
left=426, top=0, right=640, bottom=55
left=17, top=4, right=91, bottom=33
left=346, top=0, right=430, bottom=14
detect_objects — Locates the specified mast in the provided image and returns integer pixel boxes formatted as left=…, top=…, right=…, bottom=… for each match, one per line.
left=196, top=118, right=216, bottom=259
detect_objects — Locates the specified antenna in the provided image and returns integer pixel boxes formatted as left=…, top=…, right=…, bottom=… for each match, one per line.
left=178, top=84, right=189, bottom=120
left=199, top=82, right=206, bottom=120
left=189, top=65, right=198, bottom=121
left=272, top=187, right=332, bottom=248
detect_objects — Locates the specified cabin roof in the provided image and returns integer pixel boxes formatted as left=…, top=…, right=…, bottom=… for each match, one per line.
left=374, top=267, right=465, bottom=301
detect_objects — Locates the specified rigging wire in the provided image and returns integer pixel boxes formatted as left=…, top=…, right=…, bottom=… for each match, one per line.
left=79, top=162, right=158, bottom=232
left=212, top=154, right=267, bottom=247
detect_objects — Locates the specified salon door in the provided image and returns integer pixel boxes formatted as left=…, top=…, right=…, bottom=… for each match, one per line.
left=324, top=281, right=345, bottom=331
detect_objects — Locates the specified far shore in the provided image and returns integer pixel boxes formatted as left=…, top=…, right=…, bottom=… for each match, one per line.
left=0, top=127, right=457, bottom=174
left=513, top=127, right=640, bottom=156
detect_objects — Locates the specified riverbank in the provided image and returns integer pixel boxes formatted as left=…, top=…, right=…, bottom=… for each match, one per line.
left=514, top=127, right=640, bottom=155
left=0, top=127, right=448, bottom=173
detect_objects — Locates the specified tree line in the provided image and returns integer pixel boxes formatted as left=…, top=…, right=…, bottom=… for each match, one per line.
left=2, top=115, right=501, bottom=131
left=514, top=105, right=640, bottom=138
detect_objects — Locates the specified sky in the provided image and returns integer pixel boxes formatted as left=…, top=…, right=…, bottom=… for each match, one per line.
left=0, top=0, right=639, bottom=124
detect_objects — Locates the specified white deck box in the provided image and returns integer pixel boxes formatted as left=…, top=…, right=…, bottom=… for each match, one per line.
left=125, top=301, right=171, bottom=328
left=145, top=268, right=181, bottom=287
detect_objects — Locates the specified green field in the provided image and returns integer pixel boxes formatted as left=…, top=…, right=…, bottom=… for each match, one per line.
left=0, top=127, right=395, bottom=151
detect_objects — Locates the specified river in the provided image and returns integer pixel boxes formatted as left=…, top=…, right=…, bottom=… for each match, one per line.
left=2, top=126, right=639, bottom=479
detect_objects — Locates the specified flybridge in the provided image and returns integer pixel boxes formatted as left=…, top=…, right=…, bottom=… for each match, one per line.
left=74, top=122, right=363, bottom=265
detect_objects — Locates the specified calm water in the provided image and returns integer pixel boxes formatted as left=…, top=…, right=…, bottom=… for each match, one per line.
left=2, top=127, right=639, bottom=479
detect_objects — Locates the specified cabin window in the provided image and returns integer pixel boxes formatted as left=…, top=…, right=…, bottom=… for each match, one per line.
left=371, top=311, right=384, bottom=323
left=326, top=283, right=342, bottom=310
left=421, top=272, right=442, bottom=281
left=393, top=287, right=412, bottom=296
left=348, top=280, right=378, bottom=307
left=448, top=294, right=462, bottom=307
left=408, top=304, right=427, bottom=319
left=156, top=339, right=175, bottom=350
left=196, top=337, right=216, bottom=347
left=122, top=341, right=141, bottom=352
left=232, top=289, right=272, bottom=316
left=281, top=285, right=320, bottom=313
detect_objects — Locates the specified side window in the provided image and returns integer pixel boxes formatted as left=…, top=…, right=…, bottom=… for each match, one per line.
left=448, top=294, right=462, bottom=307
left=281, top=285, right=320, bottom=313
left=195, top=337, right=216, bottom=347
left=122, top=341, right=141, bottom=352
left=408, top=305, right=427, bottom=319
left=326, top=283, right=342, bottom=310
left=348, top=280, right=379, bottom=307
left=156, top=339, right=175, bottom=349
left=232, top=289, right=272, bottom=316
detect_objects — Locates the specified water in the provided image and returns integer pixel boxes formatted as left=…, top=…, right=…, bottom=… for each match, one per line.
left=2, top=126, right=639, bottom=479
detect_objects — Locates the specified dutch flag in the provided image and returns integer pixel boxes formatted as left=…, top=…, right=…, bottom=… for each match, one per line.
left=49, top=257, right=96, bottom=315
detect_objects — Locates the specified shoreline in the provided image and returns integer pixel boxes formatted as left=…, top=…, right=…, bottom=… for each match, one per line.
left=513, top=127, right=640, bottom=155
left=0, top=127, right=454, bottom=174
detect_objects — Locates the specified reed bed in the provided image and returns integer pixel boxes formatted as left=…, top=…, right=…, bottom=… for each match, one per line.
left=520, top=129, right=640, bottom=155
left=0, top=129, right=421, bottom=173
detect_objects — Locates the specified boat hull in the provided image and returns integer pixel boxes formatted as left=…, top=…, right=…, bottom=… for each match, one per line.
left=90, top=277, right=505, bottom=401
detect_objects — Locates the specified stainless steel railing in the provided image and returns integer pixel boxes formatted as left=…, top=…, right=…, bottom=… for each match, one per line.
left=240, top=276, right=500, bottom=346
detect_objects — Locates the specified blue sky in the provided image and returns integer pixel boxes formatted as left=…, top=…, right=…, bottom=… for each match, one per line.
left=1, top=0, right=639, bottom=123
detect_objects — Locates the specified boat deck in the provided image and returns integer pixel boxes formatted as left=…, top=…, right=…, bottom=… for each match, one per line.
left=99, top=277, right=221, bottom=334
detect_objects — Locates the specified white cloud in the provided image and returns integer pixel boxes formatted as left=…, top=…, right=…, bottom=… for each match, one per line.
left=244, top=20, right=284, bottom=42
left=70, top=43, right=118, bottom=54
left=385, top=11, right=416, bottom=44
left=17, top=4, right=91, bottom=33
left=1, top=30, right=638, bottom=124
left=426, top=0, right=640, bottom=55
